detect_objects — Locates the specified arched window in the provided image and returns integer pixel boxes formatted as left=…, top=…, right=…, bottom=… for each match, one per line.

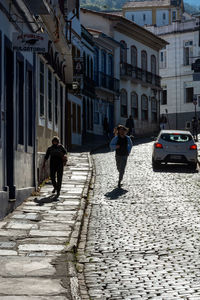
left=151, top=97, right=157, bottom=123
left=87, top=55, right=90, bottom=77
left=101, top=50, right=106, bottom=73
left=131, top=92, right=138, bottom=119
left=83, top=52, right=86, bottom=74
left=94, top=47, right=99, bottom=84
left=120, top=40, right=127, bottom=64
left=108, top=55, right=113, bottom=76
left=141, top=50, right=147, bottom=70
left=120, top=89, right=128, bottom=118
left=151, top=55, right=156, bottom=74
left=90, top=58, right=93, bottom=80
left=131, top=46, right=137, bottom=67
left=141, top=94, right=148, bottom=121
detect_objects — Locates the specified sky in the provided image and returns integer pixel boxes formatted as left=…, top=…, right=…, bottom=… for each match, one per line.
left=184, top=0, right=200, bottom=6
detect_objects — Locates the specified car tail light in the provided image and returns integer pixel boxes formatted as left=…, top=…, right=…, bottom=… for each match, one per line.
left=190, top=144, right=197, bottom=150
left=155, top=143, right=163, bottom=149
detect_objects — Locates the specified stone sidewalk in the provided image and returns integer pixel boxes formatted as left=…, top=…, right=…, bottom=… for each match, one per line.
left=0, top=152, right=93, bottom=299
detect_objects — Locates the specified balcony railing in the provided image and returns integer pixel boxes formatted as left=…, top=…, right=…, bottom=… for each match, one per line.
left=120, top=63, right=161, bottom=87
left=94, top=72, right=120, bottom=93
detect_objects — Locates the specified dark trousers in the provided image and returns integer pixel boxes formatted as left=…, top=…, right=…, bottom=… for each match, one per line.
left=116, top=155, right=128, bottom=182
left=50, top=163, right=63, bottom=193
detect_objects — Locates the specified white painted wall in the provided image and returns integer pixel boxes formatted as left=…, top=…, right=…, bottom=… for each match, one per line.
left=159, top=28, right=200, bottom=116
left=114, top=30, right=160, bottom=133
left=156, top=9, right=169, bottom=27
left=125, top=10, right=152, bottom=26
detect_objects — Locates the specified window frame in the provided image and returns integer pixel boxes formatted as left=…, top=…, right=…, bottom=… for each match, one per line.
left=141, top=94, right=148, bottom=121
left=120, top=89, right=128, bottom=118
left=120, top=40, right=127, bottom=64
left=162, top=89, right=167, bottom=105
left=131, top=45, right=137, bottom=67
left=185, top=87, right=194, bottom=103
left=131, top=92, right=138, bottom=119
left=47, top=68, right=53, bottom=128
left=151, top=97, right=157, bottom=123
left=26, top=61, right=33, bottom=149
left=16, top=52, right=25, bottom=146
left=151, top=55, right=156, bottom=74
left=39, top=59, right=45, bottom=123
left=141, top=50, right=147, bottom=71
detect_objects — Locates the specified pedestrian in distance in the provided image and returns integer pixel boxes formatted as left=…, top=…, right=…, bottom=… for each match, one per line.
left=192, top=116, right=198, bottom=141
left=42, top=136, right=67, bottom=198
left=110, top=125, right=133, bottom=188
left=125, top=115, right=135, bottom=136
left=159, top=114, right=167, bottom=130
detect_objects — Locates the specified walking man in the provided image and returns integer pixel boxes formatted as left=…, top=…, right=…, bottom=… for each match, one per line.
left=110, top=125, right=133, bottom=188
left=43, top=136, right=67, bottom=198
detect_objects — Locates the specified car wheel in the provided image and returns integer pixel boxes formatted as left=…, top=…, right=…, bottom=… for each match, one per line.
left=152, top=158, right=161, bottom=169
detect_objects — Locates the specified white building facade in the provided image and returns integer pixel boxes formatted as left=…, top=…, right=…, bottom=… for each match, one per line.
left=81, top=9, right=167, bottom=136
left=147, top=18, right=200, bottom=130
left=123, top=0, right=184, bottom=27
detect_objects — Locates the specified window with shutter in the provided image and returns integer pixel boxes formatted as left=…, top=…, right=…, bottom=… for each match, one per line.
left=141, top=94, right=148, bottom=121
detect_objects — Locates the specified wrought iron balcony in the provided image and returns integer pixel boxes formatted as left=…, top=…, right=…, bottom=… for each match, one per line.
left=94, top=72, right=120, bottom=93
left=120, top=63, right=161, bottom=88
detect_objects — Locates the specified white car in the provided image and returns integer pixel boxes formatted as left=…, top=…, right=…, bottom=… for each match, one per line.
left=152, top=130, right=198, bottom=169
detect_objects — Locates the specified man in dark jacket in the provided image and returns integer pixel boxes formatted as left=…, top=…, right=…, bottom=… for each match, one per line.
left=110, top=125, right=133, bottom=188
left=43, top=136, right=67, bottom=198
left=125, top=115, right=135, bottom=136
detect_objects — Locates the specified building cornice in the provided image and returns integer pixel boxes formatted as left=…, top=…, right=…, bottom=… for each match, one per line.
left=81, top=8, right=168, bottom=50
left=114, top=21, right=167, bottom=51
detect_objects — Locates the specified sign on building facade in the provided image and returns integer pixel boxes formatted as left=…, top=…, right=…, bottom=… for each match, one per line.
left=12, top=33, right=48, bottom=52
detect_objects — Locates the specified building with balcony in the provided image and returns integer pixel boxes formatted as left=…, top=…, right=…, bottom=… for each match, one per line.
left=146, top=16, right=200, bottom=130
left=36, top=0, right=73, bottom=182
left=0, top=0, right=73, bottom=218
left=88, top=30, right=120, bottom=136
left=123, top=0, right=184, bottom=27
left=66, top=7, right=95, bottom=147
left=81, top=9, right=167, bottom=136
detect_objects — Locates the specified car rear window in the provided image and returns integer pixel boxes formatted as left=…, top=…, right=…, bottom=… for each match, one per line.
left=160, top=133, right=192, bottom=143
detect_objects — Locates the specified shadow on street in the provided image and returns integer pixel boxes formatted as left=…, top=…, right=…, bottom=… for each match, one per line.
left=105, top=187, right=128, bottom=200
left=153, top=164, right=199, bottom=174
left=34, top=195, right=59, bottom=206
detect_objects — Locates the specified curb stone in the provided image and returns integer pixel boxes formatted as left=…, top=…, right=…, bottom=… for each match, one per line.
left=67, top=153, right=93, bottom=300
left=76, top=157, right=96, bottom=300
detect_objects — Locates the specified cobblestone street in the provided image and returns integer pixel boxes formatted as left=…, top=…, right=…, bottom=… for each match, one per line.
left=78, top=139, right=200, bottom=300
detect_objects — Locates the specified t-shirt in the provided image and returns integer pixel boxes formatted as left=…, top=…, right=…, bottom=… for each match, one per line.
left=45, top=144, right=67, bottom=166
left=116, top=136, right=128, bottom=156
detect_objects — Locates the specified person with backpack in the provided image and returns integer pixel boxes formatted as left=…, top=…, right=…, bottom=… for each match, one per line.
left=110, top=125, right=133, bottom=188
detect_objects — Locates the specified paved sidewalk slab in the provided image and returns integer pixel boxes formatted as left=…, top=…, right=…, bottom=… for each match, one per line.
left=0, top=152, right=92, bottom=299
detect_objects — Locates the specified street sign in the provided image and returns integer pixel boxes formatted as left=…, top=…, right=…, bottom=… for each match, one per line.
left=12, top=32, right=48, bottom=53
left=193, top=95, right=197, bottom=105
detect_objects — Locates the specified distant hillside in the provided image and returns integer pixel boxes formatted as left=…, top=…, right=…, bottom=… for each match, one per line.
left=80, top=0, right=200, bottom=14
left=80, top=0, right=126, bottom=11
